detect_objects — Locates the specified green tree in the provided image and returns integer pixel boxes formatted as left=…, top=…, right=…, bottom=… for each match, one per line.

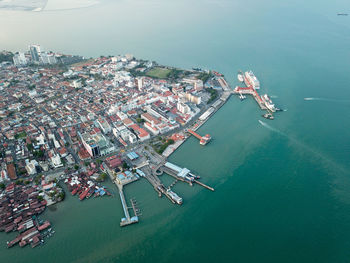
left=33, top=149, right=44, bottom=158
left=98, top=173, right=107, bottom=182
left=27, top=143, right=34, bottom=152
left=15, top=179, right=23, bottom=185
left=136, top=118, right=145, bottom=123
left=58, top=191, right=65, bottom=201
left=34, top=175, right=42, bottom=185
left=122, top=162, right=129, bottom=169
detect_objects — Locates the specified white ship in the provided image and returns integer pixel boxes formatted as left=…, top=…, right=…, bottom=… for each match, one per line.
left=261, top=94, right=276, bottom=112
left=167, top=189, right=183, bottom=205
left=237, top=70, right=244, bottom=82
left=244, top=70, right=260, bottom=89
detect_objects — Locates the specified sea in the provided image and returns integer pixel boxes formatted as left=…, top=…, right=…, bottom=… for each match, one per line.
left=1, top=0, right=350, bottom=262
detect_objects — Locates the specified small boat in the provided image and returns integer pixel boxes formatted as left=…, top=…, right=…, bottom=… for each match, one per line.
left=337, top=13, right=348, bottom=16
left=239, top=93, right=246, bottom=101
left=262, top=113, right=274, bottom=120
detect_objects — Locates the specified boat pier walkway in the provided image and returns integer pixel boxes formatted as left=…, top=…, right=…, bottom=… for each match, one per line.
left=193, top=179, right=214, bottom=191
left=117, top=184, right=139, bottom=227
left=187, top=129, right=211, bottom=145
left=142, top=166, right=179, bottom=204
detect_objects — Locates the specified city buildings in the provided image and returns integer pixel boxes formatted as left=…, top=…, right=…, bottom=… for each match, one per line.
left=0, top=46, right=222, bottom=184
left=29, top=45, right=41, bottom=62
left=13, top=53, right=27, bottom=66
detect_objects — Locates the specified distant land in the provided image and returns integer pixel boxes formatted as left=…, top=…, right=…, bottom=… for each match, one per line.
left=0, top=0, right=99, bottom=11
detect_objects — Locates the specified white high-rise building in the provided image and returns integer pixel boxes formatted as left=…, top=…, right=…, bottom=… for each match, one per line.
left=48, top=54, right=57, bottom=64
left=40, top=52, right=57, bottom=64
left=29, top=44, right=41, bottom=62
left=40, top=52, right=50, bottom=64
left=177, top=101, right=190, bottom=114
left=40, top=52, right=57, bottom=65
left=137, top=77, right=144, bottom=91
left=13, top=52, right=27, bottom=66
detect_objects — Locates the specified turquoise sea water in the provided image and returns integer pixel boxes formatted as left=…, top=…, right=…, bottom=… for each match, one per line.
left=1, top=0, right=350, bottom=262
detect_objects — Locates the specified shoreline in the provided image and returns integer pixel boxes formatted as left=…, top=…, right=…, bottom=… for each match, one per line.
left=163, top=80, right=232, bottom=158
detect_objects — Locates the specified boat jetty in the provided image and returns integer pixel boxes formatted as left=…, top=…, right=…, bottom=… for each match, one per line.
left=187, top=129, right=211, bottom=145
left=234, top=70, right=282, bottom=119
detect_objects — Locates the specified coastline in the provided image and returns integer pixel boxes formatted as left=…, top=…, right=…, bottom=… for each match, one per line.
left=163, top=78, right=232, bottom=158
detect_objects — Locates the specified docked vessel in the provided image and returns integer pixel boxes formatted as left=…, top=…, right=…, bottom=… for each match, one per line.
left=261, top=94, right=276, bottom=112
left=262, top=113, right=274, bottom=120
left=244, top=70, right=260, bottom=89
left=166, top=189, right=183, bottom=205
left=235, top=69, right=283, bottom=119
left=239, top=93, right=246, bottom=101
left=237, top=70, right=244, bottom=82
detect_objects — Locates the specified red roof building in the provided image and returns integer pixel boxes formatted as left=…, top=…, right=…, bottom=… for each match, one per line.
left=6, top=163, right=17, bottom=180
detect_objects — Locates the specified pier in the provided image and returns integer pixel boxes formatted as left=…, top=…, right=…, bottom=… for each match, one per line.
left=130, top=199, right=141, bottom=217
left=187, top=129, right=211, bottom=145
left=117, top=184, right=139, bottom=227
left=194, top=180, right=214, bottom=191
left=103, top=163, right=139, bottom=226
left=234, top=86, right=267, bottom=110
left=142, top=166, right=180, bottom=204
left=161, top=162, right=215, bottom=191
left=233, top=71, right=280, bottom=116
left=161, top=166, right=192, bottom=186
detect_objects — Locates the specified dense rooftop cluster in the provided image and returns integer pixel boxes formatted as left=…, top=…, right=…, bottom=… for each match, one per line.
left=0, top=48, right=229, bottom=244
left=0, top=49, right=221, bottom=183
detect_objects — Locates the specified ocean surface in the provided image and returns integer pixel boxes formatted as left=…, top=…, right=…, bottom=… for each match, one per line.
left=1, top=0, right=350, bottom=262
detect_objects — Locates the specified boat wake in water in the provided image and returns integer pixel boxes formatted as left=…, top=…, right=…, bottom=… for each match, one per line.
left=258, top=120, right=283, bottom=134
left=258, top=120, right=348, bottom=174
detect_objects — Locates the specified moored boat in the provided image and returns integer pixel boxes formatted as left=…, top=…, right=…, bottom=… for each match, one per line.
left=262, top=113, right=274, bottom=120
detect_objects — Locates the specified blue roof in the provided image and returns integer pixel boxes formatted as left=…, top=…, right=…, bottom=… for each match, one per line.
left=127, top=151, right=139, bottom=160
left=124, top=171, right=132, bottom=177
